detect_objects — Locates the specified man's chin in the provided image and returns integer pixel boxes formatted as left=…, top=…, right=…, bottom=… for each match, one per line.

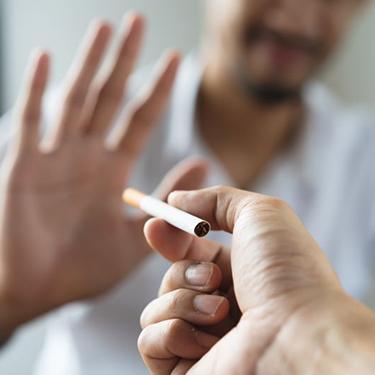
left=241, top=81, right=302, bottom=105
left=229, top=55, right=312, bottom=104
left=233, top=68, right=303, bottom=105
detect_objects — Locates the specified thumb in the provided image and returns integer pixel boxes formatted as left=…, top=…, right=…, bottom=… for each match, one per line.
left=132, top=158, right=209, bottom=225
left=187, top=319, right=262, bottom=375
left=167, top=185, right=261, bottom=233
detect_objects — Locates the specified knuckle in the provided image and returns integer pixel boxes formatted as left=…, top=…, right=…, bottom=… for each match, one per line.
left=168, top=290, right=184, bottom=314
left=137, top=326, right=151, bottom=354
left=159, top=261, right=192, bottom=296
left=157, top=285, right=164, bottom=298
left=157, top=285, right=165, bottom=298
left=165, top=319, right=186, bottom=343
left=212, top=185, right=230, bottom=195
left=241, top=196, right=290, bottom=217
left=167, top=289, right=192, bottom=315
left=139, top=305, right=150, bottom=329
left=159, top=267, right=177, bottom=296
left=262, top=197, right=289, bottom=210
left=211, top=185, right=239, bottom=204
left=169, top=261, right=187, bottom=282
left=139, top=297, right=160, bottom=328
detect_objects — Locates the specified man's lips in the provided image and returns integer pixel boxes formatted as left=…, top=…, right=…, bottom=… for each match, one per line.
left=252, top=37, right=312, bottom=67
left=244, top=27, right=322, bottom=69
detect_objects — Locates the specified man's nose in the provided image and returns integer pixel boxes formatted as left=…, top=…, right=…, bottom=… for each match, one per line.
left=264, top=0, right=323, bottom=38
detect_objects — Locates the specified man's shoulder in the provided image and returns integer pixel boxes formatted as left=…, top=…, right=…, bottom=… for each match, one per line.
left=302, top=84, right=375, bottom=239
left=302, top=83, right=375, bottom=198
left=306, top=82, right=374, bottom=124
left=305, top=82, right=375, bottom=151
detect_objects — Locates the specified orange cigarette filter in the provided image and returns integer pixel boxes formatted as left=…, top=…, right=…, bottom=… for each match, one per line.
left=123, top=188, right=146, bottom=209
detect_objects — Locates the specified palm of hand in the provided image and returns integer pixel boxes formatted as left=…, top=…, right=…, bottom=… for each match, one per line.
left=1, top=136, right=143, bottom=309
left=0, top=17, right=181, bottom=322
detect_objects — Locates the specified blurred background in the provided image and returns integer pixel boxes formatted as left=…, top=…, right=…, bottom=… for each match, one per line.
left=0, top=0, right=374, bottom=373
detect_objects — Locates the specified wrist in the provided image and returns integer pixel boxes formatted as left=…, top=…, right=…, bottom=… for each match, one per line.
left=266, top=290, right=375, bottom=375
left=318, top=293, right=375, bottom=374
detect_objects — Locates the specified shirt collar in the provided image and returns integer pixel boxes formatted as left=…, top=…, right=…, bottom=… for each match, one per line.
left=165, top=57, right=336, bottom=203
left=165, top=54, right=204, bottom=157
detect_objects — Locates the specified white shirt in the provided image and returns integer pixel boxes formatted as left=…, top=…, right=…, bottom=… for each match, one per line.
left=1, top=55, right=375, bottom=374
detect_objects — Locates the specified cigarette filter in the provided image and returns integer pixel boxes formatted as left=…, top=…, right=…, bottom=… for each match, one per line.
left=123, top=188, right=211, bottom=237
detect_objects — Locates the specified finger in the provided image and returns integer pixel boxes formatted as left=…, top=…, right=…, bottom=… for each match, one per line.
left=112, top=51, right=180, bottom=165
left=87, top=13, right=145, bottom=135
left=132, top=158, right=208, bottom=225
left=168, top=185, right=266, bottom=232
left=159, top=261, right=222, bottom=296
left=154, top=158, right=209, bottom=202
left=138, top=319, right=219, bottom=375
left=50, top=20, right=112, bottom=144
left=144, top=219, right=232, bottom=290
left=171, top=360, right=195, bottom=375
left=188, top=320, right=257, bottom=375
left=140, top=289, right=229, bottom=329
left=15, top=50, right=50, bottom=150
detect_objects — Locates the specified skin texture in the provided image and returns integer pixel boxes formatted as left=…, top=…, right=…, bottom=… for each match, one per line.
left=139, top=186, right=375, bottom=374
left=0, top=14, right=208, bottom=339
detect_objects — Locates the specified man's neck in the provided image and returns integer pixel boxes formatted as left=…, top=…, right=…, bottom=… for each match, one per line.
left=196, top=62, right=304, bottom=188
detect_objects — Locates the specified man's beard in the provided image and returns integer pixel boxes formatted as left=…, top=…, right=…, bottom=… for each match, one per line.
left=233, top=65, right=302, bottom=105
left=232, top=25, right=323, bottom=105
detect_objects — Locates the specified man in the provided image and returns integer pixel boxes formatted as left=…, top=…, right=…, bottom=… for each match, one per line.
left=0, top=0, right=374, bottom=373
left=138, top=186, right=375, bottom=374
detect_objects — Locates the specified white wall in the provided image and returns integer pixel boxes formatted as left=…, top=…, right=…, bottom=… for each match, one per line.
left=321, top=2, right=375, bottom=106
left=0, top=1, right=374, bottom=374
left=2, top=0, right=203, bottom=110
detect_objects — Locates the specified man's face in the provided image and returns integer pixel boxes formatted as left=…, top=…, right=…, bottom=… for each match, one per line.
left=205, top=0, right=363, bottom=101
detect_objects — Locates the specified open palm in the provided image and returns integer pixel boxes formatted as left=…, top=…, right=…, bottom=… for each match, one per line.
left=0, top=14, right=206, bottom=333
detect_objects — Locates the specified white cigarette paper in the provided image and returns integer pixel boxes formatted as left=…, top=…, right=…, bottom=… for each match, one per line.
left=123, top=188, right=211, bottom=237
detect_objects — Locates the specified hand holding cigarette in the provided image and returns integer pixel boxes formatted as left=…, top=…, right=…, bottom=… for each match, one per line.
left=138, top=186, right=375, bottom=375
left=123, top=188, right=211, bottom=237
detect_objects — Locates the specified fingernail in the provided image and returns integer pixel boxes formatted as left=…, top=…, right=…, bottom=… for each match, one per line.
left=193, top=295, right=225, bottom=315
left=185, top=263, right=213, bottom=286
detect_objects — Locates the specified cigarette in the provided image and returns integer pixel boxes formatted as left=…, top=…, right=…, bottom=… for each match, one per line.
left=123, top=188, right=211, bottom=237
